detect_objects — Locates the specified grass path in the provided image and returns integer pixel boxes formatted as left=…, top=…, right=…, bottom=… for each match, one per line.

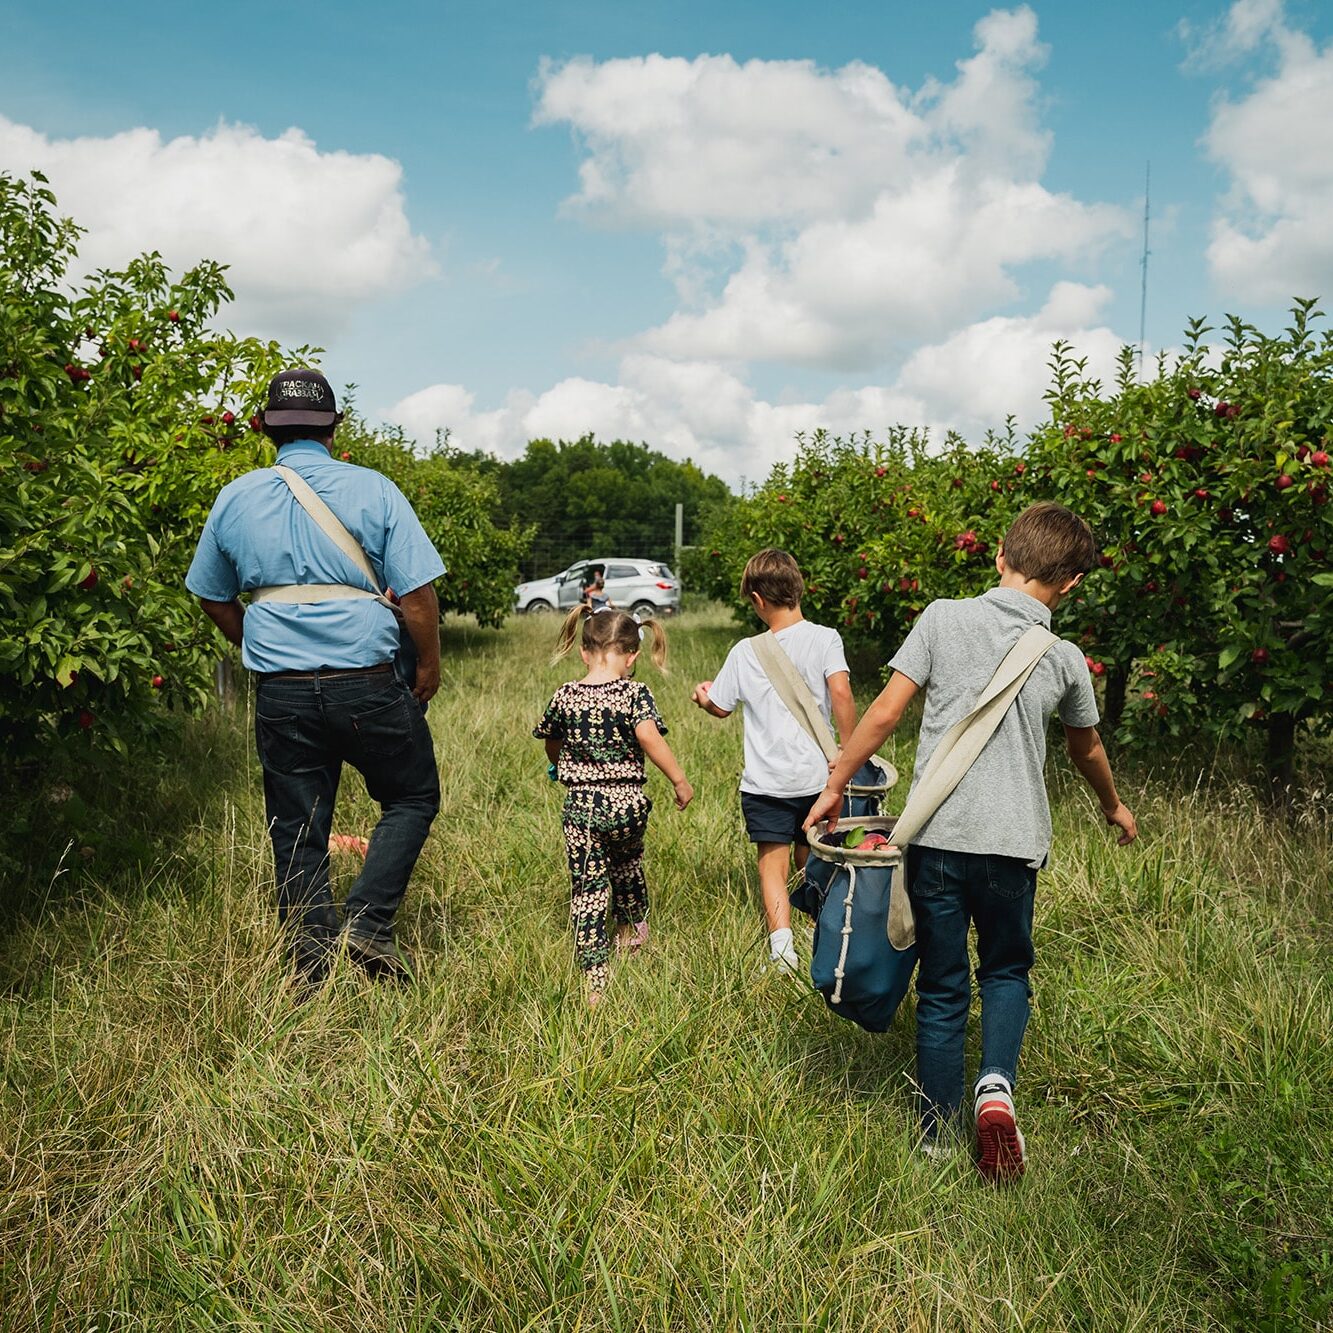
left=2, top=607, right=1331, bottom=1331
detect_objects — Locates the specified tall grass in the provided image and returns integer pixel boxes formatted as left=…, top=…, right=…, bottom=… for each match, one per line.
left=2, top=607, right=1330, bottom=1331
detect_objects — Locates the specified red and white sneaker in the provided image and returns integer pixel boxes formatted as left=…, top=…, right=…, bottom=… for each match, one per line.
left=974, top=1078, right=1026, bottom=1182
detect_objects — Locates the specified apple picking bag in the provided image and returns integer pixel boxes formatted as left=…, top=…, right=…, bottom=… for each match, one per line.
left=751, top=625, right=1057, bottom=1032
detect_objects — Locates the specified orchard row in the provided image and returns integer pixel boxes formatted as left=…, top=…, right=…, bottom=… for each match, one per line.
left=686, top=311, right=1333, bottom=792
left=1, top=173, right=530, bottom=761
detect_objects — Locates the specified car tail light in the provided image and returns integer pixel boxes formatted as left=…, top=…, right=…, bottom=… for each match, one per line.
left=656, top=581, right=675, bottom=590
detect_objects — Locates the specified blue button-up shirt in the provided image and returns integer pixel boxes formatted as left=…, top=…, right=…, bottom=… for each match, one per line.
left=186, top=440, right=446, bottom=673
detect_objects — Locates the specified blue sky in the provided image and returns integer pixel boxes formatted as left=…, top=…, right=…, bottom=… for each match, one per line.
left=4, top=0, right=1331, bottom=481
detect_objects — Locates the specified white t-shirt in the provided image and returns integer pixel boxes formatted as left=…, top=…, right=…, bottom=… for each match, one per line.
left=708, top=620, right=850, bottom=797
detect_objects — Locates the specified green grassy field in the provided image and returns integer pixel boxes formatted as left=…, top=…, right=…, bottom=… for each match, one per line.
left=2, top=607, right=1331, bottom=1331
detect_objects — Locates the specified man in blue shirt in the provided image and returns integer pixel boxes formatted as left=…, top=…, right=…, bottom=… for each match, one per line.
left=187, top=369, right=445, bottom=992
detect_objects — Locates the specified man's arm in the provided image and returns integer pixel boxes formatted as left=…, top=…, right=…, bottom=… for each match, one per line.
left=803, top=671, right=921, bottom=831
left=199, top=598, right=244, bottom=648
left=398, top=583, right=442, bottom=704
left=1063, top=724, right=1137, bottom=844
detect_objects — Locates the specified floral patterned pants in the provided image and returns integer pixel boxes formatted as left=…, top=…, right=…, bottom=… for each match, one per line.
left=562, top=785, right=652, bottom=991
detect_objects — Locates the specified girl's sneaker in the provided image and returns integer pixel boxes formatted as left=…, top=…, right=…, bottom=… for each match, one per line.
left=974, top=1078, right=1026, bottom=1182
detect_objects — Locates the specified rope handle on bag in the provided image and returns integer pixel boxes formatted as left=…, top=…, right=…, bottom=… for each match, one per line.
left=831, top=863, right=857, bottom=1004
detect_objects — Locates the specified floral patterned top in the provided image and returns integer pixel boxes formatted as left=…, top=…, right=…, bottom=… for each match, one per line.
left=534, top=679, right=667, bottom=786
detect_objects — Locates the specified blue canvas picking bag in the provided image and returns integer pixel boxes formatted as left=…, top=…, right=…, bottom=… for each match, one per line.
left=789, top=754, right=895, bottom=918
left=804, top=815, right=916, bottom=1031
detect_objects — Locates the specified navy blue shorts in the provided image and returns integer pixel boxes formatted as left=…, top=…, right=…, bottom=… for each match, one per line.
left=740, top=791, right=822, bottom=846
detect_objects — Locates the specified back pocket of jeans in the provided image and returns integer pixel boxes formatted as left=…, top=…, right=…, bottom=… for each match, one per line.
left=350, top=690, right=413, bottom=757
left=985, top=854, right=1036, bottom=901
left=256, top=711, right=320, bottom=774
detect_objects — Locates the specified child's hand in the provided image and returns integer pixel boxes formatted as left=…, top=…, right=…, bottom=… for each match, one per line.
left=673, top=778, right=694, bottom=810
left=1104, top=802, right=1138, bottom=845
left=691, top=681, right=713, bottom=709
left=802, top=785, right=843, bottom=833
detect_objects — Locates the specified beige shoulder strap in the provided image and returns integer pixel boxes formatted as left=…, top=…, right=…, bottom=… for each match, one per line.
left=884, top=623, right=1058, bottom=948
left=272, top=464, right=383, bottom=594
left=749, top=630, right=840, bottom=762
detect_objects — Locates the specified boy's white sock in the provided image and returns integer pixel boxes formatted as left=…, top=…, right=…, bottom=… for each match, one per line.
left=974, top=1072, right=1013, bottom=1100
left=768, top=927, right=798, bottom=965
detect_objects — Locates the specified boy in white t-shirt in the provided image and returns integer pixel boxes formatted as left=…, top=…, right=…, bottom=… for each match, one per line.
left=691, top=549, right=857, bottom=971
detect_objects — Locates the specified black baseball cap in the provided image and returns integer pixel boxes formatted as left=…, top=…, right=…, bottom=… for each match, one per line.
left=262, top=368, right=343, bottom=427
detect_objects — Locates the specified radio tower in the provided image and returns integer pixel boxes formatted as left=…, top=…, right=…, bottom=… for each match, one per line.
left=1138, top=162, right=1151, bottom=378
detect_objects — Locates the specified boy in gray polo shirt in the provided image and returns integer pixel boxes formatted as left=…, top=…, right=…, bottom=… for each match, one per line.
left=806, top=502, right=1137, bottom=1180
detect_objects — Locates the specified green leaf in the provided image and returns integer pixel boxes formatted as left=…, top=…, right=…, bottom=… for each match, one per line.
left=1312, top=573, right=1333, bottom=588
left=54, top=656, right=78, bottom=688
left=1218, top=645, right=1242, bottom=670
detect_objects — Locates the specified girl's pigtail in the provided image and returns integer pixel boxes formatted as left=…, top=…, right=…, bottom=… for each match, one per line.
left=551, top=604, right=591, bottom=664
left=639, top=618, right=669, bottom=672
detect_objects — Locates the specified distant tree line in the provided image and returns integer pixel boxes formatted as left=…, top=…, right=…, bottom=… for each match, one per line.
left=457, top=435, right=735, bottom=579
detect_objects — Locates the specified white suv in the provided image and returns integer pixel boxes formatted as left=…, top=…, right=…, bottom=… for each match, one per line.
left=515, top=558, right=681, bottom=617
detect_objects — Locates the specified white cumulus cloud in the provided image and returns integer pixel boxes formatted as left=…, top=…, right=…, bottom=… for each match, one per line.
left=1199, top=1, right=1333, bottom=303
left=534, top=7, right=1132, bottom=370
left=384, top=281, right=1130, bottom=485
left=0, top=116, right=434, bottom=339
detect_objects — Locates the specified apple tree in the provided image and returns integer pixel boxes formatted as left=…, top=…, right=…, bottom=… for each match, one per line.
left=1031, top=304, right=1333, bottom=794
left=0, top=170, right=298, bottom=761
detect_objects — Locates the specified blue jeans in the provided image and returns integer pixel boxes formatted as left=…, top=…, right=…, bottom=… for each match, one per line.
left=907, top=844, right=1037, bottom=1136
left=254, top=668, right=440, bottom=978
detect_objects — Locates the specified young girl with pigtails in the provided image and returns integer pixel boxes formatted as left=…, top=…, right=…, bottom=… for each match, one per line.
left=534, top=605, right=693, bottom=1006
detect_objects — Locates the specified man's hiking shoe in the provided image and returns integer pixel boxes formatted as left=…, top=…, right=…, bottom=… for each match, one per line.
left=343, top=931, right=415, bottom=984
left=974, top=1079, right=1026, bottom=1182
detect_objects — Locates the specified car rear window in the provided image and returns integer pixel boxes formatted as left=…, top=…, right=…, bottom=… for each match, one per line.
left=649, top=564, right=675, bottom=579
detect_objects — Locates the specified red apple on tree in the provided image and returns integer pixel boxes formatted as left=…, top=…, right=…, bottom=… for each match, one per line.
left=1150, top=500, right=1167, bottom=516
left=1268, top=534, right=1290, bottom=556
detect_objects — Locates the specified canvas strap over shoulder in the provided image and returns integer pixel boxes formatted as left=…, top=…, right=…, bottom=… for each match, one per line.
left=749, top=630, right=840, bottom=763
left=881, top=622, right=1058, bottom=947
left=250, top=465, right=394, bottom=609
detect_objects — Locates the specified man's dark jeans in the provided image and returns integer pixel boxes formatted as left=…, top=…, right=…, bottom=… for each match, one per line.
left=907, top=844, right=1037, bottom=1137
left=254, top=668, right=440, bottom=979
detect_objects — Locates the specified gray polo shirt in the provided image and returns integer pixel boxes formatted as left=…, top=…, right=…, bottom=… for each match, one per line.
left=888, top=587, right=1099, bottom=867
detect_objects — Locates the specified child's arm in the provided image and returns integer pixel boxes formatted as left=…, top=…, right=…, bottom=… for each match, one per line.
left=803, top=671, right=921, bottom=831
left=634, top=720, right=694, bottom=810
left=690, top=681, right=731, bottom=718
left=543, top=738, right=562, bottom=765
left=827, top=670, right=857, bottom=751
left=1063, top=725, right=1137, bottom=844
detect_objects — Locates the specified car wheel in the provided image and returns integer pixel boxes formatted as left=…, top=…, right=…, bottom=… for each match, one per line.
left=527, top=599, right=555, bottom=614
left=630, top=600, right=658, bottom=619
